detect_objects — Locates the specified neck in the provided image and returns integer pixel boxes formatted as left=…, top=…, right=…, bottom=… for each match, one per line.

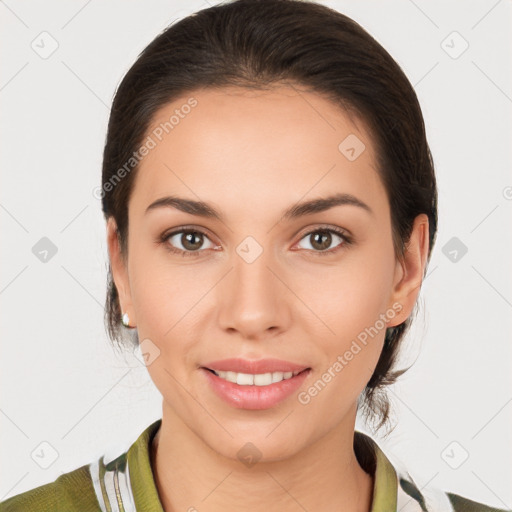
left=151, top=403, right=374, bottom=512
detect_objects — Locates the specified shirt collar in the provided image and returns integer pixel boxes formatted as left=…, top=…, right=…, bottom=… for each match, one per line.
left=355, top=430, right=399, bottom=510
left=127, top=419, right=398, bottom=512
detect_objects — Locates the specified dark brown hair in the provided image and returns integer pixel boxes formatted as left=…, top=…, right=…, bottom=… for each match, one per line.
left=100, top=0, right=437, bottom=433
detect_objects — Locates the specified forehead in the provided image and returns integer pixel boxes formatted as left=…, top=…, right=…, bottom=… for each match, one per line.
left=130, top=85, right=386, bottom=218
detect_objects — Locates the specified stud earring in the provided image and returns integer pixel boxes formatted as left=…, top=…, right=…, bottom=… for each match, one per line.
left=121, top=312, right=131, bottom=328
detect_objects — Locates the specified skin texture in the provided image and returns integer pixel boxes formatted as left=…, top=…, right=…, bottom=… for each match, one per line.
left=107, top=85, right=429, bottom=512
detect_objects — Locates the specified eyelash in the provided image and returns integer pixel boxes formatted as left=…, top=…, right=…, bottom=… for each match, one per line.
left=158, top=225, right=352, bottom=258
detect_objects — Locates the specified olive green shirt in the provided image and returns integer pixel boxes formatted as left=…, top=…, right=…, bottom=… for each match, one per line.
left=1, top=419, right=509, bottom=511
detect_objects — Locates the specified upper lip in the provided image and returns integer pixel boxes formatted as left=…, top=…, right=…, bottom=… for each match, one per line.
left=202, top=358, right=311, bottom=374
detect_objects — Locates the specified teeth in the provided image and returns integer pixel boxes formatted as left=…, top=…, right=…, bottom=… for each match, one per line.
left=213, top=370, right=301, bottom=386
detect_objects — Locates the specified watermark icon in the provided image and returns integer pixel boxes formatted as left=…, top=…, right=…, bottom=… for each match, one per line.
left=237, top=442, right=262, bottom=468
left=503, top=186, right=512, bottom=200
left=134, top=338, right=161, bottom=366
left=297, top=302, right=403, bottom=405
left=32, top=237, right=58, bottom=263
left=31, top=31, right=59, bottom=59
left=31, top=441, right=59, bottom=469
left=236, top=236, right=264, bottom=264
left=440, top=31, right=469, bottom=60
left=441, top=441, right=469, bottom=469
left=92, top=97, right=198, bottom=200
left=442, top=236, right=468, bottom=263
left=338, top=134, right=366, bottom=161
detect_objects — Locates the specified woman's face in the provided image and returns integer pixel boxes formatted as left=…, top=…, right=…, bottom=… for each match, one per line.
left=109, top=85, right=426, bottom=460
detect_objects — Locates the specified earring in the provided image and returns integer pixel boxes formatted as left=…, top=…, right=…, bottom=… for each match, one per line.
left=121, top=312, right=131, bottom=328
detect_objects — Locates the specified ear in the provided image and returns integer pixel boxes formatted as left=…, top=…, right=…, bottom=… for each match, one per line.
left=106, top=217, right=136, bottom=326
left=387, top=213, right=430, bottom=327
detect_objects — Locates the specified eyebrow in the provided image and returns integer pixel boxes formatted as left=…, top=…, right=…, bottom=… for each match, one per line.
left=145, top=192, right=373, bottom=221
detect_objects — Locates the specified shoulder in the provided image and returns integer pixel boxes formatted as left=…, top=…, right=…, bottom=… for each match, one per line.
left=0, top=419, right=161, bottom=512
left=397, top=465, right=511, bottom=512
left=446, top=492, right=511, bottom=512
left=0, top=464, right=99, bottom=512
left=355, top=430, right=511, bottom=512
left=397, top=464, right=511, bottom=512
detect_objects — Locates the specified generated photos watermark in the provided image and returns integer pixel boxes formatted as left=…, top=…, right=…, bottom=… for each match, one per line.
left=297, top=302, right=403, bottom=405
left=93, top=97, right=198, bottom=200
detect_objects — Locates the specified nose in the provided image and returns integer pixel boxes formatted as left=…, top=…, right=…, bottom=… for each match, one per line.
left=216, top=247, right=290, bottom=340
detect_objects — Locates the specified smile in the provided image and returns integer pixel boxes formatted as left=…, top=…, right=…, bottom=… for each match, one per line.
left=208, top=369, right=304, bottom=386
left=202, top=367, right=311, bottom=409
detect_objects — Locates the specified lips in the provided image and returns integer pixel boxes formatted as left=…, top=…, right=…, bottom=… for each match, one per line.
left=201, top=358, right=310, bottom=374
left=201, top=364, right=311, bottom=409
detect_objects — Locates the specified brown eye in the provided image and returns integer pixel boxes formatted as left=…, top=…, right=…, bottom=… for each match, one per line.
left=296, top=228, right=349, bottom=253
left=164, top=229, right=216, bottom=254
left=180, top=231, right=204, bottom=251
left=309, top=230, right=333, bottom=251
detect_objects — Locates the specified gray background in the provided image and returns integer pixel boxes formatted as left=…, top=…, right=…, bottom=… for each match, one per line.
left=1, top=0, right=511, bottom=507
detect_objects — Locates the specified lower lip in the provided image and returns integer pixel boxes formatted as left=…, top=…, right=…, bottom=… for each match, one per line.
left=201, top=368, right=311, bottom=410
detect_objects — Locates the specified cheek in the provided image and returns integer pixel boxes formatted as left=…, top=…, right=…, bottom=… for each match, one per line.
left=313, top=245, right=396, bottom=340
left=127, top=259, right=203, bottom=396
left=127, top=242, right=178, bottom=336
left=131, top=272, right=198, bottom=339
left=297, top=265, right=393, bottom=416
left=301, top=236, right=396, bottom=394
left=127, top=244, right=214, bottom=357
